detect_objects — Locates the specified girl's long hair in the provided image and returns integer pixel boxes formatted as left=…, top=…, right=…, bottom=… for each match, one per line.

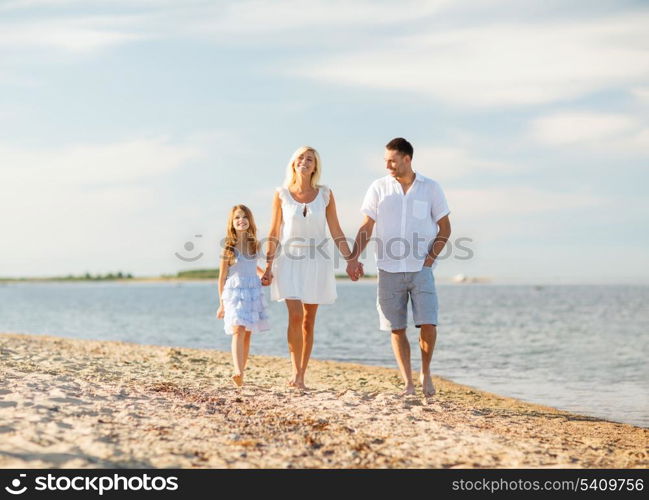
left=282, top=145, right=322, bottom=189
left=222, top=204, right=259, bottom=265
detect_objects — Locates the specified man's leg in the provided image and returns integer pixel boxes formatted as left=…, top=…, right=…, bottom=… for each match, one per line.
left=391, top=329, right=415, bottom=395
left=377, top=270, right=410, bottom=394
left=411, top=268, right=439, bottom=396
left=419, top=325, right=437, bottom=396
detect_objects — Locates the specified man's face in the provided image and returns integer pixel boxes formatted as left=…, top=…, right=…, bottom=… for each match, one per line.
left=384, top=148, right=410, bottom=177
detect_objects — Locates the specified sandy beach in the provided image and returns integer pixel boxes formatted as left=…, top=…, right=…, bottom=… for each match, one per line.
left=0, top=332, right=646, bottom=469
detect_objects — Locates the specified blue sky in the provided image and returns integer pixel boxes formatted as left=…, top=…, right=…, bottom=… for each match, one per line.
left=1, top=0, right=648, bottom=283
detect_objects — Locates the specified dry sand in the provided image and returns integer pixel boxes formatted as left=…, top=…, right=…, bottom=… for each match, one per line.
left=0, top=332, right=646, bottom=469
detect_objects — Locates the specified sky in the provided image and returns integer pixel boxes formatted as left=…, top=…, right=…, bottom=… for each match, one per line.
left=1, top=0, right=648, bottom=283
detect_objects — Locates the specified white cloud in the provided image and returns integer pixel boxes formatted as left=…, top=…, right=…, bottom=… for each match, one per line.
left=0, top=0, right=448, bottom=52
left=0, top=137, right=201, bottom=187
left=447, top=186, right=602, bottom=217
left=291, top=12, right=649, bottom=107
left=0, top=16, right=145, bottom=53
left=530, top=112, right=639, bottom=146
left=529, top=111, right=649, bottom=155
left=632, top=86, right=649, bottom=103
left=0, top=137, right=203, bottom=276
left=412, top=147, right=516, bottom=181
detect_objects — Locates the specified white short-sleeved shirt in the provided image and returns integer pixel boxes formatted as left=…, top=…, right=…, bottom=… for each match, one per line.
left=360, top=172, right=450, bottom=273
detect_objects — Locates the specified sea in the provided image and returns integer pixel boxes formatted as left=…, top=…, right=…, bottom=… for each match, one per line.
left=0, top=281, right=647, bottom=427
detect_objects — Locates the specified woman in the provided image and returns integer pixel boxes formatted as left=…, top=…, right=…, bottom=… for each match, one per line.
left=263, top=146, right=354, bottom=390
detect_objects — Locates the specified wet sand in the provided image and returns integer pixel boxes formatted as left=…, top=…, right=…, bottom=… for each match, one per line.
left=0, top=333, right=646, bottom=468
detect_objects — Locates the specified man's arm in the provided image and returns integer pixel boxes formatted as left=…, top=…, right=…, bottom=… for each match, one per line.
left=346, top=215, right=375, bottom=279
left=424, top=215, right=451, bottom=267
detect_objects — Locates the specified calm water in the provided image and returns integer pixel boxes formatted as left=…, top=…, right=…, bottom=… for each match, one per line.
left=0, top=282, right=647, bottom=427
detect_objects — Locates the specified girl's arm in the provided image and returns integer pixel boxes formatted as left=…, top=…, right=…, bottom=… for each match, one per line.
left=262, top=192, right=282, bottom=285
left=216, top=256, right=230, bottom=318
left=325, top=190, right=354, bottom=261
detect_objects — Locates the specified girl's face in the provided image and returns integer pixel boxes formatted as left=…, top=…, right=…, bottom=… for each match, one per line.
left=294, top=150, right=316, bottom=177
left=232, top=209, right=250, bottom=232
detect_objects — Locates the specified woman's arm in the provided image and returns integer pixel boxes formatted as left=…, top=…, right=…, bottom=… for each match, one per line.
left=216, top=256, right=230, bottom=318
left=262, top=192, right=282, bottom=285
left=325, top=190, right=354, bottom=261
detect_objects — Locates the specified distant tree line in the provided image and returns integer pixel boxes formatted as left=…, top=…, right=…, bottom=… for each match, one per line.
left=59, top=271, right=134, bottom=281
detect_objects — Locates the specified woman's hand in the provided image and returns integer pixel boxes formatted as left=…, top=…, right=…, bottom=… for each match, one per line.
left=216, top=303, right=225, bottom=319
left=261, top=267, right=273, bottom=286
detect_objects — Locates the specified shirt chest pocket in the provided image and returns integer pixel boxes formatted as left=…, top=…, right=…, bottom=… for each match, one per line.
left=412, top=200, right=429, bottom=219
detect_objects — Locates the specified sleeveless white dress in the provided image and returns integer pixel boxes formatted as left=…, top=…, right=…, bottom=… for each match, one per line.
left=221, top=248, right=270, bottom=335
left=271, top=185, right=337, bottom=305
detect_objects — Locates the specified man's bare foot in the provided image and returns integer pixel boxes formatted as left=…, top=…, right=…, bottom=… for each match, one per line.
left=231, top=374, right=243, bottom=387
left=420, top=373, right=436, bottom=396
left=400, top=384, right=415, bottom=396
left=287, top=376, right=297, bottom=387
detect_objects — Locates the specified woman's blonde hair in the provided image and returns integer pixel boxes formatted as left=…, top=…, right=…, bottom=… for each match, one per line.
left=283, top=146, right=322, bottom=189
left=222, top=204, right=259, bottom=265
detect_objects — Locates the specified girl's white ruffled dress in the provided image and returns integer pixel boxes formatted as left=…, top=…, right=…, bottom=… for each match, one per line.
left=271, top=185, right=337, bottom=305
left=221, top=249, right=270, bottom=335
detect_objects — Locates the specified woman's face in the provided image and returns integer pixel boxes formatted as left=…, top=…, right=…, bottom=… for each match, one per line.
left=232, top=209, right=250, bottom=232
left=294, top=150, right=316, bottom=177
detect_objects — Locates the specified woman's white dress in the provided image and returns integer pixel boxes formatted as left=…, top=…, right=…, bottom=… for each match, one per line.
left=271, top=185, right=337, bottom=305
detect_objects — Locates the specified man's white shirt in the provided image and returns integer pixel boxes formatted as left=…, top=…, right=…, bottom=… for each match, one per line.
left=360, top=172, right=450, bottom=273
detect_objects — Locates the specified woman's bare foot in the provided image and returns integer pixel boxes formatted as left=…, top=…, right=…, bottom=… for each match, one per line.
left=420, top=373, right=435, bottom=396
left=231, top=374, right=243, bottom=387
left=289, top=374, right=306, bottom=390
left=400, top=384, right=416, bottom=396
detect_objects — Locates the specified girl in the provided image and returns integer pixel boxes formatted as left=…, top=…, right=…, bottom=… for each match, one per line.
left=217, top=204, right=270, bottom=387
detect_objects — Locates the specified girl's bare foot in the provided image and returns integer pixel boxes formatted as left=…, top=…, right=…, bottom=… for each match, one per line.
left=231, top=374, right=243, bottom=387
left=420, top=373, right=436, bottom=396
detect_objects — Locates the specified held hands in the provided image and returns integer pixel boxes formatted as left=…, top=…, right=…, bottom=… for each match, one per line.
left=260, top=267, right=273, bottom=287
left=346, top=259, right=364, bottom=281
left=216, top=303, right=225, bottom=319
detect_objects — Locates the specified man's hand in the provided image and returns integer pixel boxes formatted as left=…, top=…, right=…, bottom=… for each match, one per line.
left=423, top=255, right=435, bottom=268
left=346, top=259, right=364, bottom=281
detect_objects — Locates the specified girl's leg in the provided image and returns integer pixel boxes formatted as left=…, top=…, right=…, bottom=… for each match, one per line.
left=230, top=325, right=246, bottom=387
left=285, top=299, right=304, bottom=387
left=297, top=303, right=319, bottom=388
left=243, top=330, right=252, bottom=370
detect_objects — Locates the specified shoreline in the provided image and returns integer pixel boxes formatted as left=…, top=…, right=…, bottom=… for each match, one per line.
left=1, top=332, right=647, bottom=468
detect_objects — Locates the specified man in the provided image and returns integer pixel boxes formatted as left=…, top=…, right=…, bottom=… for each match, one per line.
left=347, top=138, right=451, bottom=396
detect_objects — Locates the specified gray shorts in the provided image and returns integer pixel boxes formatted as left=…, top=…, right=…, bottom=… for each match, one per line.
left=377, top=268, right=438, bottom=331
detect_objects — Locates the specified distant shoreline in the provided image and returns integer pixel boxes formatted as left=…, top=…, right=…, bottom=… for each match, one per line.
left=0, top=276, right=379, bottom=284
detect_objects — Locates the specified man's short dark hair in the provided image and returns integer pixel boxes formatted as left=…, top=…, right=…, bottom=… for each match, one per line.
left=385, top=137, right=413, bottom=159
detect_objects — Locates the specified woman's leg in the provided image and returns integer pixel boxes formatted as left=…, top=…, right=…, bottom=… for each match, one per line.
left=285, top=299, right=304, bottom=387
left=243, top=330, right=252, bottom=370
left=230, top=325, right=246, bottom=387
left=297, top=303, right=319, bottom=388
